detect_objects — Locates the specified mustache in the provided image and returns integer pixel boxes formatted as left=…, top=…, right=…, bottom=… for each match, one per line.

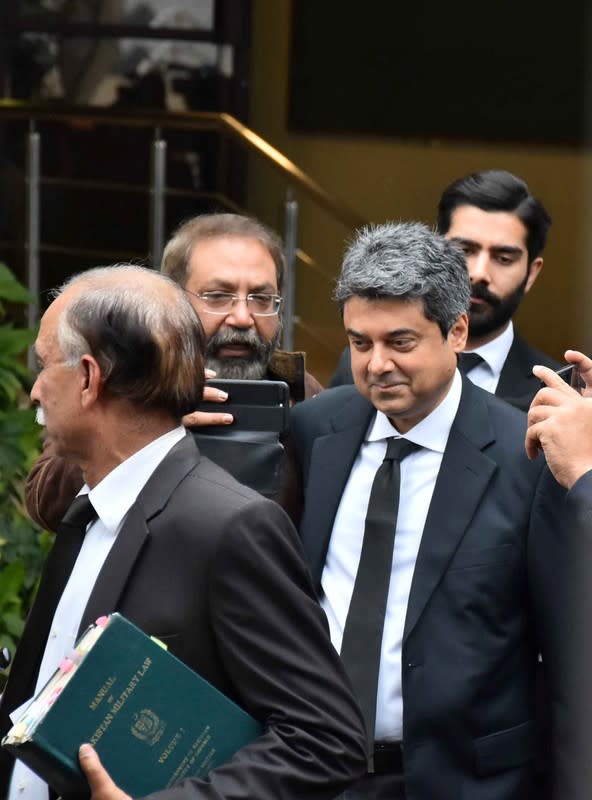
left=470, top=282, right=501, bottom=307
left=206, top=327, right=267, bottom=356
left=35, top=406, right=46, bottom=425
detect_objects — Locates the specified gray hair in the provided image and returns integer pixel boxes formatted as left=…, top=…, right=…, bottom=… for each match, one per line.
left=162, top=213, right=286, bottom=294
left=334, top=221, right=471, bottom=336
left=54, top=264, right=206, bottom=419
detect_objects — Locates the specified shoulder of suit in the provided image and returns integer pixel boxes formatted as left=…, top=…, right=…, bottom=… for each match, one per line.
left=170, top=439, right=269, bottom=508
left=483, top=384, right=529, bottom=422
left=175, top=455, right=287, bottom=528
left=290, top=385, right=371, bottom=444
left=193, top=453, right=265, bottom=496
left=461, top=376, right=529, bottom=430
left=510, top=331, right=562, bottom=370
left=291, top=384, right=364, bottom=418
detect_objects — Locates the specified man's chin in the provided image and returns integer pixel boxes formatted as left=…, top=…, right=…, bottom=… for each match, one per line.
left=468, top=310, right=501, bottom=338
left=205, top=355, right=268, bottom=381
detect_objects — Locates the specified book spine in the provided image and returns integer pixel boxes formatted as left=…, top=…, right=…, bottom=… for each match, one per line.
left=5, top=736, right=87, bottom=798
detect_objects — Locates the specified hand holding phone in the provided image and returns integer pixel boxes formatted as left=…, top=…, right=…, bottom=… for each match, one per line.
left=528, top=357, right=592, bottom=486
left=182, top=369, right=235, bottom=428
left=197, top=379, right=290, bottom=433
left=192, top=379, right=291, bottom=497
left=544, top=364, right=585, bottom=394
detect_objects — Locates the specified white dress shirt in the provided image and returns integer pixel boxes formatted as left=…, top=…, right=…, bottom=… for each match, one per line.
left=461, top=321, right=514, bottom=394
left=320, top=371, right=462, bottom=741
left=8, top=426, right=186, bottom=800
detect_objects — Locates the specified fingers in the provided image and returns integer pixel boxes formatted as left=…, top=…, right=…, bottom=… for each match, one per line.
left=531, top=364, right=566, bottom=391
left=202, top=385, right=229, bottom=403
left=526, top=374, right=567, bottom=460
left=182, top=410, right=234, bottom=428
left=524, top=424, right=542, bottom=461
left=565, top=350, right=592, bottom=395
left=564, top=349, right=591, bottom=368
left=79, top=744, right=131, bottom=800
left=531, top=365, right=581, bottom=408
left=182, top=371, right=235, bottom=427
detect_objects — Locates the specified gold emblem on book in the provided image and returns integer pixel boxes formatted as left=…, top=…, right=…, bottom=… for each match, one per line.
left=131, top=709, right=166, bottom=746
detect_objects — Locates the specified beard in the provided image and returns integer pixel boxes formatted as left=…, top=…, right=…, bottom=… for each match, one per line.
left=205, top=326, right=282, bottom=380
left=468, top=276, right=528, bottom=339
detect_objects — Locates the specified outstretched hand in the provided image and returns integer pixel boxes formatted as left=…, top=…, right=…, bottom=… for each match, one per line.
left=525, top=350, right=592, bottom=488
left=79, top=744, right=132, bottom=800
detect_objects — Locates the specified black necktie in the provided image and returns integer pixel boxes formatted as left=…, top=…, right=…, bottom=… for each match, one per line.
left=59, top=493, right=97, bottom=533
left=458, top=351, right=484, bottom=375
left=1, top=495, right=96, bottom=722
left=340, top=438, right=420, bottom=755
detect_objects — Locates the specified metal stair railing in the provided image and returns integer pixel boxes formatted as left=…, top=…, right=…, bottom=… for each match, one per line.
left=0, top=101, right=366, bottom=354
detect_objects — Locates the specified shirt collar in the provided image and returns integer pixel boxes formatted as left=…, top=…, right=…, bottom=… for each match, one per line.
left=367, top=369, right=462, bottom=453
left=79, top=426, right=186, bottom=534
left=464, top=321, right=514, bottom=380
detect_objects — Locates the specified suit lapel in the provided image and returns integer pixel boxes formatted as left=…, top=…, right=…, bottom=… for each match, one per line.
left=79, top=434, right=200, bottom=632
left=495, top=333, right=540, bottom=410
left=79, top=504, right=150, bottom=632
left=300, top=394, right=374, bottom=588
left=403, top=381, right=498, bottom=640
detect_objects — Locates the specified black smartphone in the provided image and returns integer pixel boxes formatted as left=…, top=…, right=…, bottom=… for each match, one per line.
left=197, top=379, right=290, bottom=433
left=546, top=364, right=585, bottom=394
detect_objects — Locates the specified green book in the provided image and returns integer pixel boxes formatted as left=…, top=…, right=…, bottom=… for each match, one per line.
left=2, top=613, right=262, bottom=798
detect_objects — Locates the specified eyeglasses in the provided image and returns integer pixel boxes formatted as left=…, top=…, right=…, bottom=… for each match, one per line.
left=185, top=290, right=282, bottom=317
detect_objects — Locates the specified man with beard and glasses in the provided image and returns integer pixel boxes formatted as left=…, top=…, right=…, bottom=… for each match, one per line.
left=163, top=213, right=322, bottom=400
left=24, top=214, right=322, bottom=530
left=329, top=170, right=561, bottom=409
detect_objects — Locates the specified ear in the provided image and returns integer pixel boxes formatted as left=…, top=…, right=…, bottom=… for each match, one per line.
left=524, top=257, right=543, bottom=294
left=79, top=354, right=102, bottom=410
left=448, top=312, right=469, bottom=353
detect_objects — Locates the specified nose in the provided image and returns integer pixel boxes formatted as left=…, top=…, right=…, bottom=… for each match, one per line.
left=30, top=374, right=41, bottom=404
left=367, top=345, right=395, bottom=376
left=224, top=298, right=255, bottom=329
left=467, top=251, right=491, bottom=285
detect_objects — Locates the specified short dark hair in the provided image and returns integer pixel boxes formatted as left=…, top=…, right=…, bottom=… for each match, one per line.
left=334, top=221, right=471, bottom=337
left=436, top=169, right=552, bottom=264
left=56, top=265, right=206, bottom=420
left=162, top=213, right=286, bottom=293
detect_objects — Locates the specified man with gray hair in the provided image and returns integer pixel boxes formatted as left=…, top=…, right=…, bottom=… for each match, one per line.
left=162, top=213, right=315, bottom=390
left=290, top=222, right=567, bottom=799
left=0, top=264, right=367, bottom=800
left=329, top=170, right=560, bottom=408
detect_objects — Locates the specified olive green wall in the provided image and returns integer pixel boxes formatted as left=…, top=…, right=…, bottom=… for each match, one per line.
left=247, top=0, right=592, bottom=385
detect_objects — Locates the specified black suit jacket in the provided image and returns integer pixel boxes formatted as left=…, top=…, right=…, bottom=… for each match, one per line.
left=290, top=380, right=568, bottom=800
left=0, top=434, right=367, bottom=799
left=563, top=470, right=592, bottom=799
left=495, top=333, right=561, bottom=411
left=329, top=333, right=561, bottom=411
left=565, top=470, right=592, bottom=534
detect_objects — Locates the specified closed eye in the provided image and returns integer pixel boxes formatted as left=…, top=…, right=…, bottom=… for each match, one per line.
left=390, top=338, right=415, bottom=350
